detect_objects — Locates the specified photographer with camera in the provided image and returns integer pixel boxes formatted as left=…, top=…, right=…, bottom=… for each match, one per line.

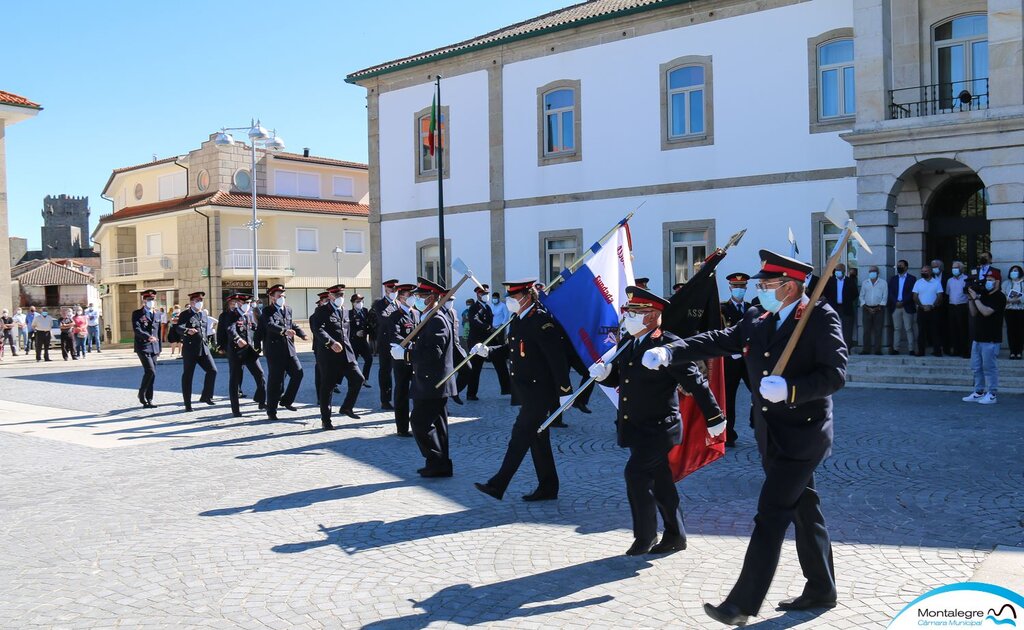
left=962, top=269, right=1006, bottom=405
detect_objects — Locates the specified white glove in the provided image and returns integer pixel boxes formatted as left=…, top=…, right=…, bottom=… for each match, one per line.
left=641, top=347, right=670, bottom=370
left=759, top=375, right=787, bottom=404
left=588, top=362, right=612, bottom=382
left=707, top=419, right=727, bottom=438
left=389, top=343, right=406, bottom=361
left=471, top=343, right=490, bottom=358
left=559, top=395, right=572, bottom=408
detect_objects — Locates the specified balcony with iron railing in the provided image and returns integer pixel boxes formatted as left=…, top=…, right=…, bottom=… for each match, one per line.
left=99, top=254, right=179, bottom=282
left=221, top=249, right=293, bottom=277
left=889, top=78, right=989, bottom=119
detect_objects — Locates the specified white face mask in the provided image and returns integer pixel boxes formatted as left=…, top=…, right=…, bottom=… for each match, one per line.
left=623, top=311, right=648, bottom=336
left=387, top=291, right=397, bottom=301
left=193, top=301, right=204, bottom=311
left=353, top=301, right=363, bottom=310
left=240, top=303, right=251, bottom=313
left=275, top=297, right=286, bottom=308
left=333, top=296, right=345, bottom=308
left=145, top=300, right=155, bottom=309
left=505, top=296, right=521, bottom=315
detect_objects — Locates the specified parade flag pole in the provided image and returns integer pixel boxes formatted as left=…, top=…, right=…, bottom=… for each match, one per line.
left=434, top=205, right=643, bottom=389
left=434, top=76, right=446, bottom=286
left=399, top=259, right=481, bottom=348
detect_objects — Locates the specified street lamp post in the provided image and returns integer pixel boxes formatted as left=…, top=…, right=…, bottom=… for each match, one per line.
left=332, top=246, right=343, bottom=284
left=214, top=120, right=285, bottom=304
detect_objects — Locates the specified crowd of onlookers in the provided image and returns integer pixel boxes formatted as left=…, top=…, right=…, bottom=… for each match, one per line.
left=0, top=303, right=103, bottom=362
left=818, top=251, right=1020, bottom=405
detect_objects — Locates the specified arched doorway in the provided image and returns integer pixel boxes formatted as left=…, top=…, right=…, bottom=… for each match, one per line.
left=926, top=175, right=990, bottom=270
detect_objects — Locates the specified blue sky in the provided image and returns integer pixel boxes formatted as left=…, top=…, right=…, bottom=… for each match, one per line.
left=3, top=0, right=569, bottom=249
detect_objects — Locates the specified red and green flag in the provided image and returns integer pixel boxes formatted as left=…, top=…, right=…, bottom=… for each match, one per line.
left=427, top=95, right=437, bottom=156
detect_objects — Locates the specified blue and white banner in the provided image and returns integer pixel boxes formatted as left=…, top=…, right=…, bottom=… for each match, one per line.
left=541, top=222, right=634, bottom=404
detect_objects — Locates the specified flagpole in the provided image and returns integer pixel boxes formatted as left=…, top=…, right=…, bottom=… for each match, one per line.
left=436, top=75, right=446, bottom=286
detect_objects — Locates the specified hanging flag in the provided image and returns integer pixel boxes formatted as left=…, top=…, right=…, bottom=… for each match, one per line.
left=541, top=219, right=634, bottom=404
left=788, top=226, right=800, bottom=257
left=427, top=95, right=437, bottom=157
left=661, top=249, right=728, bottom=481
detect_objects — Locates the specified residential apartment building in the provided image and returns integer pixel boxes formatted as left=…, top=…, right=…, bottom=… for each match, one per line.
left=0, top=90, right=42, bottom=312
left=93, top=135, right=370, bottom=343
left=346, top=0, right=1024, bottom=301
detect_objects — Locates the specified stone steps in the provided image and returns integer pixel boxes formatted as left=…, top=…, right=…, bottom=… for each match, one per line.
left=845, top=355, right=1024, bottom=393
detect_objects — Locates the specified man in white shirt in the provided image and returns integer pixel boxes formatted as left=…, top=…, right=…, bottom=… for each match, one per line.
left=84, top=303, right=101, bottom=353
left=13, top=308, right=28, bottom=353
left=945, top=261, right=971, bottom=358
left=859, top=266, right=888, bottom=355
left=32, top=308, right=54, bottom=361
left=913, top=265, right=945, bottom=357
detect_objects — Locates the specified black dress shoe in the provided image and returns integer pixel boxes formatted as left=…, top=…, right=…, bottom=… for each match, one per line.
left=338, top=408, right=360, bottom=419
left=362, top=382, right=372, bottom=388
left=704, top=602, right=749, bottom=626
left=649, top=533, right=687, bottom=554
left=396, top=430, right=412, bottom=437
left=625, top=537, right=657, bottom=556
left=145, top=402, right=157, bottom=409
left=232, top=411, right=243, bottom=418
left=474, top=482, right=503, bottom=500
left=450, top=395, right=464, bottom=405
left=184, top=405, right=193, bottom=412
left=466, top=395, right=480, bottom=401
left=199, top=398, right=215, bottom=406
left=381, top=402, right=395, bottom=411
left=550, top=418, right=568, bottom=428
left=889, top=350, right=900, bottom=355
left=322, top=422, right=336, bottom=431
left=522, top=489, right=558, bottom=502
left=266, top=413, right=278, bottom=421
left=283, top=404, right=297, bottom=411
left=725, top=440, right=736, bottom=448
left=333, top=386, right=341, bottom=394
left=258, top=402, right=266, bottom=410
left=573, top=403, right=592, bottom=414
left=419, top=464, right=453, bottom=478
left=776, top=594, right=837, bottom=611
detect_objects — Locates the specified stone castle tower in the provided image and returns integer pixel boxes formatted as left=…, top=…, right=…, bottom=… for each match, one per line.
left=41, top=194, right=92, bottom=258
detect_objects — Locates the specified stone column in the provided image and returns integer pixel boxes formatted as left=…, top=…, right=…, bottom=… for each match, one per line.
left=987, top=0, right=1024, bottom=108
left=985, top=180, right=1024, bottom=269
left=365, top=82, right=383, bottom=299
left=487, top=62, right=506, bottom=288
left=853, top=0, right=893, bottom=124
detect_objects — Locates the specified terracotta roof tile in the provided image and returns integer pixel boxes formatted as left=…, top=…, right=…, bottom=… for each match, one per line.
left=12, top=260, right=94, bottom=286
left=97, top=191, right=368, bottom=225
left=0, top=90, right=42, bottom=109
left=273, top=152, right=368, bottom=170
left=346, top=0, right=683, bottom=81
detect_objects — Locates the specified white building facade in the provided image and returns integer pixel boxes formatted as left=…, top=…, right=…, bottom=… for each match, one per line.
left=348, top=0, right=1024, bottom=303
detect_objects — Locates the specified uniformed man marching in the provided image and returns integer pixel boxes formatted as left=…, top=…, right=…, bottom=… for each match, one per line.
left=223, top=293, right=266, bottom=417
left=132, top=289, right=160, bottom=408
left=386, top=283, right=418, bottom=437
left=643, top=250, right=847, bottom=626
left=590, top=286, right=724, bottom=556
left=175, top=291, right=218, bottom=411
left=260, top=284, right=308, bottom=421
left=349, top=294, right=374, bottom=386
left=313, top=284, right=365, bottom=429
left=390, top=277, right=457, bottom=477
left=721, top=272, right=755, bottom=447
left=310, top=291, right=331, bottom=396
left=473, top=279, right=572, bottom=502
left=370, top=279, right=401, bottom=411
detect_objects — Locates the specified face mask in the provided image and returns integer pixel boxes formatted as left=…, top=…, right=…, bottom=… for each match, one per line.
left=354, top=301, right=363, bottom=309
left=505, top=296, right=521, bottom=315
left=240, top=303, right=251, bottom=313
left=387, top=291, right=397, bottom=301
left=145, top=300, right=155, bottom=309
left=194, top=301, right=204, bottom=311
left=868, top=271, right=878, bottom=281
left=42, top=311, right=48, bottom=316
left=952, top=268, right=962, bottom=277
left=333, top=296, right=345, bottom=308
left=411, top=297, right=427, bottom=311
left=897, top=266, right=907, bottom=274
left=756, top=286, right=784, bottom=313
left=932, top=267, right=941, bottom=276
left=275, top=297, right=286, bottom=308
left=491, top=298, right=499, bottom=305
left=985, top=280, right=996, bottom=291
left=623, top=312, right=648, bottom=336
left=980, top=258, right=990, bottom=265
left=834, top=271, right=844, bottom=280
left=1011, top=271, right=1021, bottom=280
left=730, top=288, right=746, bottom=301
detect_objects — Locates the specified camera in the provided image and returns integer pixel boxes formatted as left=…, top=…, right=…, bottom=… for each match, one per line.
left=965, top=273, right=987, bottom=293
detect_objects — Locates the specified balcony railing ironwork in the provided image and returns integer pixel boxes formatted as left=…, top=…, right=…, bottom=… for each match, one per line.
left=222, top=249, right=291, bottom=272
left=889, top=78, right=989, bottom=119
left=100, top=254, right=178, bottom=280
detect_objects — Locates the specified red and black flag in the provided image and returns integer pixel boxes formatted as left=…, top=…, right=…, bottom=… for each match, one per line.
left=661, top=248, right=728, bottom=481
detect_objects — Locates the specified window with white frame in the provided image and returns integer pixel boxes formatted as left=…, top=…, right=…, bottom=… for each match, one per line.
left=419, top=243, right=440, bottom=284
left=934, top=14, right=988, bottom=109
left=542, top=88, right=576, bottom=156
left=669, top=230, right=707, bottom=284
left=343, top=230, right=364, bottom=253
left=818, top=220, right=857, bottom=271
left=158, top=171, right=187, bottom=200
left=667, top=65, right=706, bottom=137
left=275, top=170, right=319, bottom=198
left=818, top=39, right=855, bottom=118
left=145, top=233, right=162, bottom=256
left=542, top=235, right=579, bottom=284
left=296, top=228, right=318, bottom=253
left=332, top=176, right=354, bottom=197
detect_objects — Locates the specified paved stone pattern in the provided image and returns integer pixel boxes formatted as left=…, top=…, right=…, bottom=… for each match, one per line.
left=0, top=350, right=1022, bottom=629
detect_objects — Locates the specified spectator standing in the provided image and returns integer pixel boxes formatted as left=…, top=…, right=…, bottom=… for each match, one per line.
left=25, top=306, right=36, bottom=351
left=1003, top=265, right=1024, bottom=360
left=157, top=307, right=168, bottom=342
left=888, top=260, right=917, bottom=355
left=459, top=298, right=473, bottom=350
left=913, top=266, right=944, bottom=356
left=859, top=266, right=887, bottom=355
left=73, top=307, right=89, bottom=359
left=32, top=308, right=53, bottom=361
left=490, top=291, right=510, bottom=329
left=0, top=309, right=17, bottom=358
left=203, top=308, right=217, bottom=350
left=169, top=305, right=182, bottom=357
left=931, top=259, right=953, bottom=356
left=84, top=303, right=101, bottom=353
left=58, top=307, right=77, bottom=360
left=946, top=261, right=971, bottom=358
left=14, top=308, right=28, bottom=353
left=963, top=269, right=1006, bottom=404
left=823, top=263, right=857, bottom=348
left=976, top=251, right=994, bottom=279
